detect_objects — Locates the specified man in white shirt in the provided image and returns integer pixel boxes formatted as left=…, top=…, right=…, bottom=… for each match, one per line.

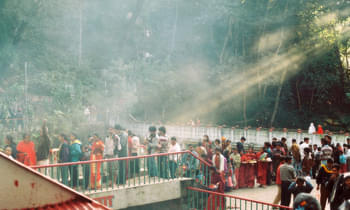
left=130, top=133, right=140, bottom=177
left=168, top=136, right=181, bottom=178
left=300, top=137, right=310, bottom=160
left=212, top=148, right=225, bottom=173
left=104, top=128, right=119, bottom=186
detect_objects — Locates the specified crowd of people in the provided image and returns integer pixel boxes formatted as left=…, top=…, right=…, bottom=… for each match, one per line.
left=2, top=122, right=350, bottom=209
left=198, top=134, right=350, bottom=210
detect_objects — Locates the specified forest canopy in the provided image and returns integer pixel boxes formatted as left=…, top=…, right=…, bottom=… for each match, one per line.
left=0, top=0, right=350, bottom=131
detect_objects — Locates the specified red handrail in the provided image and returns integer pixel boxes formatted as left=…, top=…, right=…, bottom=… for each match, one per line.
left=187, top=186, right=292, bottom=209
left=31, top=150, right=212, bottom=169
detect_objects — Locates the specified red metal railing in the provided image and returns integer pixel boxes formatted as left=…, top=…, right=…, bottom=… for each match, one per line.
left=31, top=151, right=211, bottom=193
left=187, top=186, right=292, bottom=210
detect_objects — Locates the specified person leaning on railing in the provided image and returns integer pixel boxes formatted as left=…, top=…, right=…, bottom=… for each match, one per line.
left=58, top=134, right=70, bottom=185
left=181, top=144, right=199, bottom=178
left=144, top=126, right=159, bottom=178
left=168, top=136, right=181, bottom=179
left=69, top=133, right=82, bottom=189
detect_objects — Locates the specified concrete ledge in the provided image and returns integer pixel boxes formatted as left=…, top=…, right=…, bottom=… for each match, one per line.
left=87, top=179, right=193, bottom=209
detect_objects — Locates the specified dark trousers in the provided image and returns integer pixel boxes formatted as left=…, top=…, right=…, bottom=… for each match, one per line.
left=147, top=157, right=158, bottom=177
left=159, top=156, right=169, bottom=179
left=320, top=184, right=329, bottom=210
left=70, top=165, right=79, bottom=188
left=169, top=160, right=178, bottom=179
left=281, top=181, right=292, bottom=208
left=312, top=161, right=320, bottom=179
left=60, top=166, right=69, bottom=185
left=130, top=153, right=140, bottom=178
left=117, top=159, right=126, bottom=185
left=83, top=164, right=90, bottom=189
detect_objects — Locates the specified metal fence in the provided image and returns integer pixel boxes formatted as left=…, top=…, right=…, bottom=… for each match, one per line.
left=187, top=186, right=292, bottom=210
left=31, top=151, right=211, bottom=194
left=126, top=122, right=349, bottom=146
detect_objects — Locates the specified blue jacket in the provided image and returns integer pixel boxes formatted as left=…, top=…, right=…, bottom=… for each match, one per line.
left=70, top=140, right=82, bottom=162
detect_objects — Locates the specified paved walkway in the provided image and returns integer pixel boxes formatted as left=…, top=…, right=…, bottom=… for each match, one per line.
left=227, top=180, right=330, bottom=209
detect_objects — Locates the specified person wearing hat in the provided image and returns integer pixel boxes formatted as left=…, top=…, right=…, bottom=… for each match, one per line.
left=288, top=176, right=313, bottom=201
left=279, top=155, right=296, bottom=209
left=237, top=137, right=246, bottom=155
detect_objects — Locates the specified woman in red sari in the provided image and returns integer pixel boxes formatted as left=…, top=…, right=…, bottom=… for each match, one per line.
left=257, top=147, right=269, bottom=187
left=90, top=134, right=104, bottom=189
left=244, top=147, right=257, bottom=188
left=206, top=166, right=225, bottom=210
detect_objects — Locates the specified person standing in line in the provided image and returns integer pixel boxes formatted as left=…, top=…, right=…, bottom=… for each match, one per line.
left=202, top=135, right=213, bottom=162
left=290, top=139, right=301, bottom=175
left=69, top=133, right=82, bottom=189
left=58, top=134, right=70, bottom=186
left=168, top=136, right=181, bottom=179
left=302, top=148, right=313, bottom=177
left=237, top=137, right=246, bottom=155
left=320, top=138, right=333, bottom=166
left=115, top=124, right=128, bottom=185
left=272, top=142, right=284, bottom=180
left=281, top=137, right=288, bottom=155
left=36, top=121, right=51, bottom=173
left=244, top=147, right=257, bottom=188
left=212, top=148, right=225, bottom=173
left=4, top=135, right=17, bottom=159
left=80, top=144, right=91, bottom=189
left=273, top=156, right=285, bottom=206
left=230, top=148, right=241, bottom=189
left=279, top=156, right=296, bottom=209
left=90, top=134, right=104, bottom=189
left=257, top=147, right=268, bottom=188
left=182, top=144, right=199, bottom=177
left=17, top=133, right=36, bottom=166
left=300, top=137, right=310, bottom=161
left=158, top=126, right=169, bottom=179
left=104, top=128, right=118, bottom=186
left=145, top=126, right=159, bottom=178
left=316, top=158, right=334, bottom=210
left=130, top=132, right=140, bottom=178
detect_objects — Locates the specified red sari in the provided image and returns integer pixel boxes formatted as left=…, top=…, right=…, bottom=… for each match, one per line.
left=17, top=140, right=36, bottom=166
left=245, top=152, right=257, bottom=188
left=257, top=152, right=268, bottom=185
left=206, top=172, right=225, bottom=210
left=90, top=140, right=104, bottom=189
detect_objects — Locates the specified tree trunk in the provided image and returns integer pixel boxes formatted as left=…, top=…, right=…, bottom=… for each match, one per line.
left=257, top=0, right=271, bottom=99
left=296, top=80, right=302, bottom=111
left=219, top=17, right=233, bottom=64
left=242, top=34, right=247, bottom=127
left=270, top=70, right=287, bottom=127
left=309, top=88, right=315, bottom=111
left=269, top=1, right=289, bottom=127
